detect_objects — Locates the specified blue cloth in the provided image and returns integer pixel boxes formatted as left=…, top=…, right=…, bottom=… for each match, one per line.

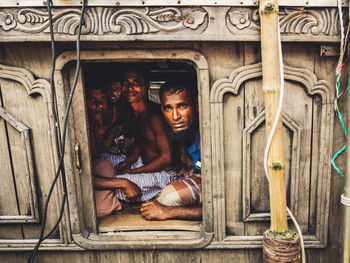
left=188, top=130, right=201, bottom=171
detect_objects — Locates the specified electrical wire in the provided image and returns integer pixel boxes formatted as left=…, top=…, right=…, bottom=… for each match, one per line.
left=263, top=17, right=306, bottom=263
left=27, top=1, right=86, bottom=262
left=332, top=0, right=350, bottom=178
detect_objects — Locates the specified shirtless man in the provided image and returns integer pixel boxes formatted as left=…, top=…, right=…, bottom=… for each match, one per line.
left=95, top=69, right=174, bottom=204
left=141, top=80, right=202, bottom=220
left=115, top=70, right=172, bottom=175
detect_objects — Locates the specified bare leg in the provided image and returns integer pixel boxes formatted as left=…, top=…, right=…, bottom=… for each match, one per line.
left=140, top=201, right=202, bottom=220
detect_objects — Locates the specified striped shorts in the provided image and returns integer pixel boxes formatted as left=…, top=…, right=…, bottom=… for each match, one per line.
left=100, top=153, right=175, bottom=202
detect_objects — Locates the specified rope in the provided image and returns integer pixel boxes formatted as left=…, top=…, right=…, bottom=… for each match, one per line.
left=263, top=17, right=306, bottom=263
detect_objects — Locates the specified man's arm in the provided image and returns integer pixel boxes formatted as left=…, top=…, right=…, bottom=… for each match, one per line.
left=94, top=177, right=141, bottom=201
left=141, top=201, right=202, bottom=220
left=123, top=114, right=172, bottom=174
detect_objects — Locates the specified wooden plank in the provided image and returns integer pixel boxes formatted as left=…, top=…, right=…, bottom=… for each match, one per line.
left=283, top=43, right=315, bottom=234
left=201, top=250, right=249, bottom=262
left=243, top=77, right=270, bottom=236
left=0, top=81, right=24, bottom=239
left=6, top=122, right=32, bottom=218
left=68, top=64, right=97, bottom=234
left=243, top=44, right=267, bottom=227
left=313, top=44, right=337, bottom=245
left=98, top=206, right=201, bottom=232
left=223, top=93, right=245, bottom=236
left=221, top=43, right=245, bottom=237
left=199, top=42, right=244, bottom=82
left=0, top=106, right=20, bottom=217
left=201, top=42, right=244, bottom=239
left=248, top=249, right=263, bottom=262
left=4, top=43, right=52, bottom=80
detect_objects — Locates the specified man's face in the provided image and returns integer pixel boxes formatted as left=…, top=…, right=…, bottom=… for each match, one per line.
left=87, top=89, right=109, bottom=121
left=161, top=89, right=196, bottom=133
left=122, top=71, right=147, bottom=104
left=107, top=81, right=122, bottom=104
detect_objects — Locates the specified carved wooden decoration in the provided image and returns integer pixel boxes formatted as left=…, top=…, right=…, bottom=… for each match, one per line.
left=0, top=7, right=208, bottom=35
left=209, top=62, right=333, bottom=248
left=0, top=7, right=345, bottom=42
left=226, top=7, right=345, bottom=37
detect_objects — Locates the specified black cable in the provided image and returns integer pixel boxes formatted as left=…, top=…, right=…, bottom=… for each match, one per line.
left=42, top=194, right=67, bottom=240
left=47, top=0, right=64, bottom=178
left=27, top=1, right=86, bottom=262
left=28, top=1, right=61, bottom=261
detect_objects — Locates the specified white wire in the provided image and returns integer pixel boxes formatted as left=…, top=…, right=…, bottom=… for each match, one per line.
left=337, top=0, right=345, bottom=69
left=334, top=0, right=346, bottom=114
left=263, top=16, right=306, bottom=263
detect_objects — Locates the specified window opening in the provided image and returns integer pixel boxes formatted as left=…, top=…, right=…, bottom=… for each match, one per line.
left=83, top=62, right=202, bottom=233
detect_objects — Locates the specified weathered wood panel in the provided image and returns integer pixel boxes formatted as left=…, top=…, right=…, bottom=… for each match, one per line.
left=223, top=93, right=245, bottom=237
left=66, top=64, right=97, bottom=234
left=0, top=41, right=345, bottom=262
left=0, top=118, right=21, bottom=219
left=0, top=44, right=65, bottom=241
left=0, top=86, right=23, bottom=239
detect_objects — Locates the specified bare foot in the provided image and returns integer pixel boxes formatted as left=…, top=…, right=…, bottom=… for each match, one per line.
left=140, top=201, right=172, bottom=220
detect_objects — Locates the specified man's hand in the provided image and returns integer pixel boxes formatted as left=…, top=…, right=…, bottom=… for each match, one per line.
left=119, top=167, right=133, bottom=174
left=114, top=160, right=130, bottom=173
left=122, top=180, right=141, bottom=202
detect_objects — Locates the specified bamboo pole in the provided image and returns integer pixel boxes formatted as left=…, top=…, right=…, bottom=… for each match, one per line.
left=259, top=0, right=288, bottom=233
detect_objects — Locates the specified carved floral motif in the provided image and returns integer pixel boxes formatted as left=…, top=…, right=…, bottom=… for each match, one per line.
left=226, top=7, right=346, bottom=36
left=227, top=10, right=251, bottom=30
left=0, top=11, right=17, bottom=31
left=0, top=7, right=207, bottom=35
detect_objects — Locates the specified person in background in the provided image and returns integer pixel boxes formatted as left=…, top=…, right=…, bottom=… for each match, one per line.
left=86, top=87, right=140, bottom=218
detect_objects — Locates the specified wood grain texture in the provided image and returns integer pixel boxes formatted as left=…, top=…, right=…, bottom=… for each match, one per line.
left=0, top=41, right=344, bottom=262
left=0, top=44, right=66, bottom=241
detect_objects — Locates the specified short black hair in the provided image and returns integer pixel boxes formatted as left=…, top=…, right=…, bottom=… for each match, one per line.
left=159, top=80, right=197, bottom=104
left=122, top=65, right=150, bottom=87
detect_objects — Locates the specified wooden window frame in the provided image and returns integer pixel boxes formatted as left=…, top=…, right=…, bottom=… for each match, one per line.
left=54, top=49, right=214, bottom=250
